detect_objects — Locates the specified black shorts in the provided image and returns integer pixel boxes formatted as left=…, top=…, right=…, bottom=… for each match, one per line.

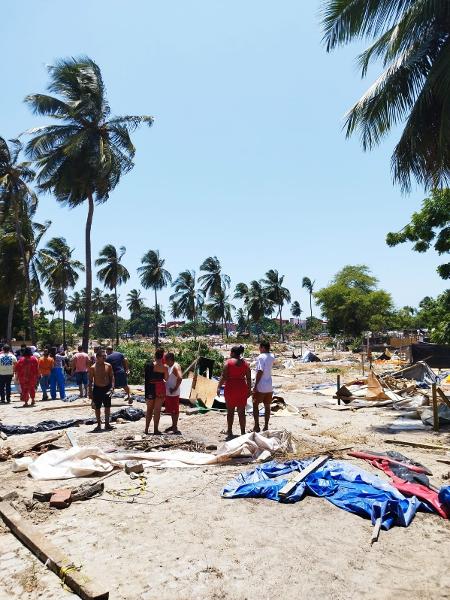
left=92, top=385, right=112, bottom=409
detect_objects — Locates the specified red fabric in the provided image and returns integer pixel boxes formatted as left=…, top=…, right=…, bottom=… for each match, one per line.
left=360, top=457, right=449, bottom=519
left=21, top=384, right=36, bottom=403
left=224, top=359, right=249, bottom=409
left=165, top=395, right=180, bottom=415
left=153, top=381, right=166, bottom=398
left=15, top=356, right=39, bottom=388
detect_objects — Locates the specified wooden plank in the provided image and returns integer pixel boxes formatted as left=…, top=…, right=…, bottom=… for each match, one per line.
left=437, top=387, right=450, bottom=408
left=279, top=455, right=329, bottom=498
left=432, top=384, right=439, bottom=432
left=189, top=374, right=218, bottom=408
left=371, top=517, right=382, bottom=545
left=8, top=432, right=65, bottom=458
left=384, top=439, right=450, bottom=451
left=0, top=501, right=109, bottom=600
left=436, top=459, right=450, bottom=465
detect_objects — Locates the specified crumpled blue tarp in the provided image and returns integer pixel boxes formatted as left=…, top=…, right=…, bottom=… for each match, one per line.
left=222, top=458, right=430, bottom=529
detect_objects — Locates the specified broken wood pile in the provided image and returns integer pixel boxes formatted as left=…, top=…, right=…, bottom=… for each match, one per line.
left=121, top=435, right=209, bottom=453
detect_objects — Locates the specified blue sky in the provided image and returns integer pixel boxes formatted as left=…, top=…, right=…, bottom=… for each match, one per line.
left=1, top=1, right=446, bottom=319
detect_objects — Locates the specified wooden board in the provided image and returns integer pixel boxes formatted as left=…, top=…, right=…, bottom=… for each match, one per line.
left=279, top=455, right=329, bottom=498
left=8, top=431, right=65, bottom=458
left=384, top=439, right=450, bottom=452
left=0, top=501, right=109, bottom=600
left=190, top=374, right=218, bottom=408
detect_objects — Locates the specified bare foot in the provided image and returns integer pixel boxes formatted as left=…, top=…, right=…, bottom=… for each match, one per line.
left=104, top=424, right=115, bottom=431
left=153, top=430, right=163, bottom=435
left=91, top=426, right=102, bottom=433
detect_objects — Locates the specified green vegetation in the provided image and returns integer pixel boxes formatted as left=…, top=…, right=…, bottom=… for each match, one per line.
left=116, top=340, right=224, bottom=385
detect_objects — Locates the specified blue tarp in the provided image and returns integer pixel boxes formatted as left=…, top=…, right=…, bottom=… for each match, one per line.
left=222, top=458, right=431, bottom=529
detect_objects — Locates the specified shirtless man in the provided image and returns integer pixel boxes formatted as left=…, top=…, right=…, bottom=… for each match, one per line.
left=88, top=350, right=115, bottom=432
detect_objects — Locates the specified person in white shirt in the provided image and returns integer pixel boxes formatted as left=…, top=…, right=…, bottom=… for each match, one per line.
left=0, top=344, right=17, bottom=403
left=252, top=340, right=275, bottom=432
left=164, top=352, right=182, bottom=435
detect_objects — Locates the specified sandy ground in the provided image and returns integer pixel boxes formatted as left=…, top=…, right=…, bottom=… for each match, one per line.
left=1, top=355, right=450, bottom=600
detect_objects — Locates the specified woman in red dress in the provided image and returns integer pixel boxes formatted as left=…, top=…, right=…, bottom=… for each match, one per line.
left=217, top=345, right=251, bottom=440
left=14, top=347, right=39, bottom=407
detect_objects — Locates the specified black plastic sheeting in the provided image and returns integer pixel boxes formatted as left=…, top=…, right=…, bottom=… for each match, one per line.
left=0, top=407, right=145, bottom=436
left=411, top=342, right=450, bottom=369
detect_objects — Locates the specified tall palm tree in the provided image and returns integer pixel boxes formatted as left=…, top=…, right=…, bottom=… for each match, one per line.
left=127, top=289, right=144, bottom=317
left=322, top=1, right=450, bottom=191
left=262, top=269, right=291, bottom=341
left=0, top=221, right=24, bottom=340
left=67, top=290, right=84, bottom=326
left=91, top=287, right=105, bottom=314
left=24, top=57, right=154, bottom=350
left=199, top=256, right=231, bottom=297
left=291, top=300, right=303, bottom=319
left=102, top=293, right=120, bottom=316
left=247, top=280, right=273, bottom=339
left=234, top=282, right=250, bottom=330
left=206, top=286, right=235, bottom=339
left=170, top=270, right=204, bottom=338
left=302, top=277, right=315, bottom=321
left=138, top=250, right=172, bottom=345
left=38, top=236, right=84, bottom=348
left=0, top=137, right=39, bottom=343
left=95, top=244, right=130, bottom=345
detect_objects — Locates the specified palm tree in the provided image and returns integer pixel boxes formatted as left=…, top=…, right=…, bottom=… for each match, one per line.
left=67, top=290, right=84, bottom=326
left=24, top=57, right=153, bottom=350
left=199, top=256, right=231, bottom=297
left=322, top=2, right=450, bottom=191
left=302, top=277, right=315, bottom=321
left=0, top=221, right=24, bottom=340
left=0, top=137, right=39, bottom=343
left=262, top=269, right=291, bottom=341
left=206, top=287, right=235, bottom=339
left=38, top=236, right=84, bottom=348
left=91, top=288, right=105, bottom=314
left=247, top=280, right=273, bottom=339
left=102, top=293, right=120, bottom=316
left=291, top=300, right=303, bottom=319
left=138, top=250, right=172, bottom=345
left=95, top=244, right=130, bottom=345
left=127, top=289, right=144, bottom=317
left=170, top=270, right=204, bottom=338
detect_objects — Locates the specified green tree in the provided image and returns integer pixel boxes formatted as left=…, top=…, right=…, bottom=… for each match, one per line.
left=247, top=280, right=273, bottom=339
left=127, top=289, right=145, bottom=317
left=199, top=256, right=230, bottom=297
left=170, top=270, right=204, bottom=338
left=0, top=217, right=26, bottom=339
left=0, top=137, right=39, bottom=343
left=138, top=250, right=171, bottom=346
left=25, top=57, right=153, bottom=350
left=206, top=287, right=235, bottom=339
left=322, top=1, right=450, bottom=191
left=315, top=265, right=393, bottom=337
left=302, top=276, right=315, bottom=320
left=95, top=244, right=130, bottom=345
left=67, top=291, right=84, bottom=326
left=291, top=300, right=303, bottom=319
left=235, top=308, right=247, bottom=335
left=416, top=291, right=450, bottom=344
left=262, top=269, right=291, bottom=341
left=387, top=188, right=450, bottom=279
left=38, top=236, right=84, bottom=348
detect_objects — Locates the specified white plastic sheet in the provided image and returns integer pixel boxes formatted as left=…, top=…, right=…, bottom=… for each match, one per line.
left=27, top=430, right=293, bottom=480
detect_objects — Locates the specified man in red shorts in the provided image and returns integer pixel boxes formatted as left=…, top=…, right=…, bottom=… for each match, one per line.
left=164, top=352, right=182, bottom=434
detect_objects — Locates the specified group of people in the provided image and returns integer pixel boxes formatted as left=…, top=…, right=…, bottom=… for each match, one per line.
left=0, top=339, right=275, bottom=440
left=0, top=344, right=131, bottom=408
left=140, top=341, right=274, bottom=440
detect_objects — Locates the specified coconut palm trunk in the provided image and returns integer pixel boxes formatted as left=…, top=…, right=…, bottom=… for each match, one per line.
left=82, top=194, right=94, bottom=351
left=62, top=289, right=67, bottom=349
left=14, top=215, right=35, bottom=344
left=279, top=305, right=284, bottom=341
left=114, top=283, right=119, bottom=346
left=309, top=292, right=313, bottom=321
left=154, top=287, right=159, bottom=346
left=6, top=297, right=14, bottom=341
